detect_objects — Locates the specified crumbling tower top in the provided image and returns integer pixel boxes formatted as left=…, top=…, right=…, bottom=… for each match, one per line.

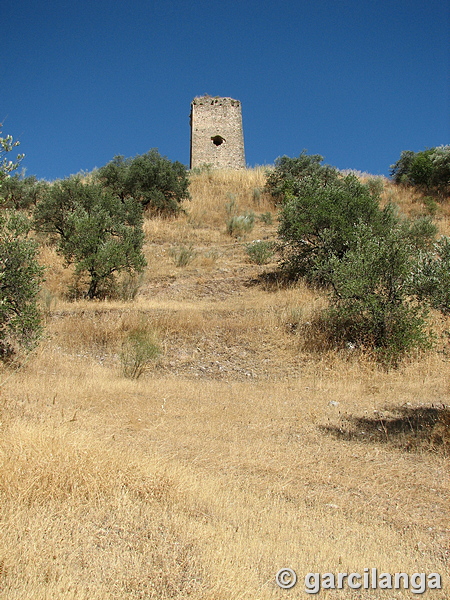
left=190, top=95, right=245, bottom=170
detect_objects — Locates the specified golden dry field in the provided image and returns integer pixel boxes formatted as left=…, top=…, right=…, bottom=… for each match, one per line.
left=0, top=168, right=449, bottom=599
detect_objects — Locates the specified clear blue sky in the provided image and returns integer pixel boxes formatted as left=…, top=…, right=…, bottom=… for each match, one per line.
left=3, top=0, right=449, bottom=180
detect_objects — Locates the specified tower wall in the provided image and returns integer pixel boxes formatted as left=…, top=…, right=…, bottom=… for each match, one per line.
left=190, top=96, right=245, bottom=169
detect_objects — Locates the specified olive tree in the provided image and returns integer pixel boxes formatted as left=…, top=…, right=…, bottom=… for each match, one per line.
left=0, top=127, right=43, bottom=359
left=34, top=177, right=146, bottom=299
left=96, top=149, right=190, bottom=215
left=390, top=146, right=450, bottom=198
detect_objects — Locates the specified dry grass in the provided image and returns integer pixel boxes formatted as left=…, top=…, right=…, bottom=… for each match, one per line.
left=1, top=169, right=449, bottom=599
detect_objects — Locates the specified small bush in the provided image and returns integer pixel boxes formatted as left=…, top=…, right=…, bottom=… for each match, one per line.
left=365, top=177, right=385, bottom=196
left=169, top=244, right=197, bottom=267
left=422, top=196, right=439, bottom=216
left=245, top=240, right=275, bottom=265
left=119, top=273, right=144, bottom=301
left=258, top=212, right=273, bottom=225
left=120, top=329, right=160, bottom=379
left=226, top=212, right=255, bottom=237
left=265, top=151, right=336, bottom=204
left=252, top=187, right=262, bottom=204
left=412, top=236, right=450, bottom=314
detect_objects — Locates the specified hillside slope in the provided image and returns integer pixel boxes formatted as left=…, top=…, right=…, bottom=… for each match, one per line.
left=0, top=169, right=448, bottom=599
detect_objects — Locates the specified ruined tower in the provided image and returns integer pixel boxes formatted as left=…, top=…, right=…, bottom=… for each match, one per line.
left=190, top=96, right=245, bottom=169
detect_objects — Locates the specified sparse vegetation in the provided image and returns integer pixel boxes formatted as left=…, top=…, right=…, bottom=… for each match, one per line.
left=258, top=211, right=273, bottom=225
left=0, top=125, right=24, bottom=184
left=245, top=239, right=275, bottom=265
left=226, top=212, right=255, bottom=237
left=169, top=243, right=197, bottom=267
left=0, top=166, right=448, bottom=599
left=120, top=327, right=160, bottom=378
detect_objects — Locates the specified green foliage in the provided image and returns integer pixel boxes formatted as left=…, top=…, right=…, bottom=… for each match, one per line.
left=0, top=174, right=49, bottom=210
left=34, top=177, right=146, bottom=299
left=318, top=222, right=432, bottom=366
left=258, top=211, right=273, bottom=225
left=120, top=328, right=160, bottom=379
left=422, top=196, right=439, bottom=217
left=225, top=197, right=255, bottom=237
left=226, top=213, right=255, bottom=237
left=0, top=211, right=44, bottom=359
left=0, top=125, right=24, bottom=186
left=390, top=146, right=450, bottom=198
left=0, top=128, right=42, bottom=360
left=412, top=237, right=450, bottom=315
left=277, top=164, right=388, bottom=282
left=252, top=187, right=262, bottom=204
left=96, top=149, right=190, bottom=216
left=265, top=151, right=337, bottom=203
left=273, top=152, right=440, bottom=365
left=245, top=240, right=275, bottom=265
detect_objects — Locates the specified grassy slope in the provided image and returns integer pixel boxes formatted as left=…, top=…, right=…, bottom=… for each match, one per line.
left=0, top=169, right=449, bottom=599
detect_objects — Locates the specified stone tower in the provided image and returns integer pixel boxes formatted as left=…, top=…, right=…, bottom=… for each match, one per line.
left=190, top=95, right=245, bottom=169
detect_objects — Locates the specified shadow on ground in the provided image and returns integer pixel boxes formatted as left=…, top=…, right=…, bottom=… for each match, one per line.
left=245, top=269, right=296, bottom=291
left=321, top=404, right=450, bottom=454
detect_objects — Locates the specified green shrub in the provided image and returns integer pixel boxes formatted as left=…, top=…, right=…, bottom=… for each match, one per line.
left=422, top=196, right=439, bottom=217
left=245, top=240, right=275, bottom=265
left=226, top=212, right=255, bottom=237
left=365, top=177, right=385, bottom=196
left=258, top=211, right=273, bottom=225
left=34, top=177, right=146, bottom=299
left=252, top=187, right=265, bottom=205
left=277, top=163, right=389, bottom=282
left=0, top=174, right=49, bottom=210
left=0, top=127, right=43, bottom=360
left=0, top=211, right=44, bottom=359
left=96, top=149, right=190, bottom=216
left=412, top=237, right=450, bottom=315
left=317, top=221, right=432, bottom=366
left=265, top=151, right=337, bottom=204
left=390, top=146, right=450, bottom=198
left=120, top=329, right=160, bottom=379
